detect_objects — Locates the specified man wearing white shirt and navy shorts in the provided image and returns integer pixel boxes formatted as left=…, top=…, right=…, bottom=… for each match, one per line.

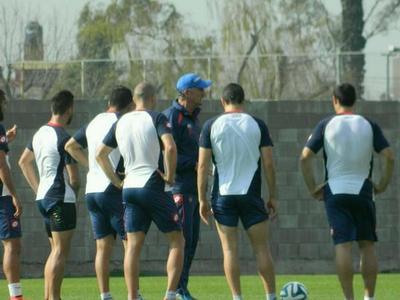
left=97, top=82, right=184, bottom=300
left=300, top=83, right=395, bottom=300
left=198, top=83, right=277, bottom=300
left=65, top=86, right=134, bottom=300
left=19, top=90, right=79, bottom=300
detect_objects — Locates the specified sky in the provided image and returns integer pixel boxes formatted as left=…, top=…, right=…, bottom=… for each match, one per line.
left=0, top=0, right=399, bottom=99
left=5, top=0, right=396, bottom=52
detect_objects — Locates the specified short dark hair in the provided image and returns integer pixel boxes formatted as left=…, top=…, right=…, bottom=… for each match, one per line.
left=333, top=83, right=356, bottom=107
left=222, top=83, right=245, bottom=104
left=51, top=90, right=74, bottom=115
left=109, top=86, right=132, bottom=111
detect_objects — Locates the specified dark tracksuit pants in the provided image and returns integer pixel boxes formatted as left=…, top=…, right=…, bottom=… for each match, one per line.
left=174, top=192, right=200, bottom=292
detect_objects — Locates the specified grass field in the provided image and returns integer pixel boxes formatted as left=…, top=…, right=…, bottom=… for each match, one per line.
left=1, top=274, right=400, bottom=299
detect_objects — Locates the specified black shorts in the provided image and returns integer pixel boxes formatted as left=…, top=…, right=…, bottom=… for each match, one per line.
left=37, top=200, right=77, bottom=237
left=324, top=180, right=377, bottom=245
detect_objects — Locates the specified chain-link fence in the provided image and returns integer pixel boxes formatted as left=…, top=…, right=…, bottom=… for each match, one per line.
left=5, top=52, right=400, bottom=101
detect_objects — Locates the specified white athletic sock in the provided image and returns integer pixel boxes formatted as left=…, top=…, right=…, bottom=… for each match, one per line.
left=100, top=291, right=112, bottom=300
left=8, top=282, right=22, bottom=297
left=364, top=297, right=374, bottom=300
left=233, top=295, right=243, bottom=300
left=165, top=290, right=176, bottom=300
left=266, top=293, right=276, bottom=300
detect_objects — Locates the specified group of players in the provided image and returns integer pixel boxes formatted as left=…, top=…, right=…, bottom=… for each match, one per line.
left=0, top=73, right=395, bottom=300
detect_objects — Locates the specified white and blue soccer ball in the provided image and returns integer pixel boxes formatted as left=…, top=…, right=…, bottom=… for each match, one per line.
left=279, top=281, right=308, bottom=300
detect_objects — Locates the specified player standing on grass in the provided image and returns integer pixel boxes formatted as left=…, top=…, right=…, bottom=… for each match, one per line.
left=96, top=82, right=184, bottom=300
left=300, top=83, right=394, bottom=300
left=65, top=86, right=135, bottom=300
left=163, top=73, right=212, bottom=300
left=19, top=90, right=79, bottom=300
left=0, top=89, right=24, bottom=300
left=198, top=83, right=277, bottom=300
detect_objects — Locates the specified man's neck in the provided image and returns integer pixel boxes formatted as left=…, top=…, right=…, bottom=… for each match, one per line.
left=335, top=106, right=354, bottom=114
left=135, top=104, right=150, bottom=111
left=224, top=104, right=244, bottom=113
left=48, top=115, right=66, bottom=127
left=107, top=107, right=118, bottom=113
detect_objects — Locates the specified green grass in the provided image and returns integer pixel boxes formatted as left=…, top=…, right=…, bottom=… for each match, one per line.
left=1, top=274, right=400, bottom=299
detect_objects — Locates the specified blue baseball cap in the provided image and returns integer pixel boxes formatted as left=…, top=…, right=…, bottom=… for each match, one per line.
left=176, top=73, right=212, bottom=92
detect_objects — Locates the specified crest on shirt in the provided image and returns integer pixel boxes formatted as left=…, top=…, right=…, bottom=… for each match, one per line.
left=165, top=122, right=172, bottom=129
left=0, top=135, right=6, bottom=143
left=173, top=194, right=183, bottom=205
left=11, top=220, right=19, bottom=228
left=173, top=213, right=179, bottom=223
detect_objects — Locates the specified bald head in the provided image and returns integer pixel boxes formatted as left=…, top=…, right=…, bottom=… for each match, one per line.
left=134, top=82, right=156, bottom=102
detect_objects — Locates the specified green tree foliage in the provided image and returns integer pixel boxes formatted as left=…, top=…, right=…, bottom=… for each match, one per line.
left=62, top=0, right=213, bottom=100
left=209, top=0, right=400, bottom=100
left=209, top=0, right=340, bottom=100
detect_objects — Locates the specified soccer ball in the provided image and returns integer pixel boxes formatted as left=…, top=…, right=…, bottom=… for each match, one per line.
left=279, top=281, right=308, bottom=300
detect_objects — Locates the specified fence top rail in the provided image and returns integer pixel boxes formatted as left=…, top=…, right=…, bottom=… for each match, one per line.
left=10, top=51, right=395, bottom=66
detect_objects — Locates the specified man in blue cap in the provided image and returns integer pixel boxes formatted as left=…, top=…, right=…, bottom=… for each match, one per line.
left=163, top=73, right=212, bottom=300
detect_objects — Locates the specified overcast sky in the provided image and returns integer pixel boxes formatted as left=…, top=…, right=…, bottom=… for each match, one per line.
left=2, top=0, right=397, bottom=52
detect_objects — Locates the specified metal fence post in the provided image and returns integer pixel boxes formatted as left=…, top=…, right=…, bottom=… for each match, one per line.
left=81, top=60, right=85, bottom=98
left=336, top=50, right=341, bottom=85
left=21, top=61, right=25, bottom=99
left=386, top=53, right=390, bottom=101
left=143, top=59, right=147, bottom=81
left=208, top=56, right=212, bottom=99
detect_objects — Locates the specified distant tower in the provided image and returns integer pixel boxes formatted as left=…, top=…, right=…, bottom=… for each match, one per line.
left=24, top=21, right=44, bottom=60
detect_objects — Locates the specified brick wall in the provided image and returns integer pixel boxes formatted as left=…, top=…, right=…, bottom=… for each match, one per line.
left=1, top=99, right=398, bottom=277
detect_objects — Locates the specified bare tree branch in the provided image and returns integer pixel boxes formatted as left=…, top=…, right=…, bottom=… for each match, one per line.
left=236, top=23, right=266, bottom=83
left=364, top=1, right=381, bottom=26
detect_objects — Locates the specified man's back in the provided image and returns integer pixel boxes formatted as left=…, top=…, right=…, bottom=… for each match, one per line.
left=307, top=114, right=389, bottom=195
left=112, top=110, right=168, bottom=189
left=31, top=124, right=75, bottom=202
left=201, top=112, right=272, bottom=197
left=85, top=112, right=121, bottom=193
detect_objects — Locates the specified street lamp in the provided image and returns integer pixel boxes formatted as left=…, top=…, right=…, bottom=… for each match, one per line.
left=386, top=45, right=400, bottom=100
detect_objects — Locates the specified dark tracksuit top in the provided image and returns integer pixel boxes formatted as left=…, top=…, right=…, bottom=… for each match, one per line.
left=163, top=100, right=201, bottom=195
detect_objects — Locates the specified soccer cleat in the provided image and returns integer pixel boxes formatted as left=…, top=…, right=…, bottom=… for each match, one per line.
left=137, top=292, right=145, bottom=300
left=10, top=296, right=24, bottom=300
left=176, top=290, right=197, bottom=300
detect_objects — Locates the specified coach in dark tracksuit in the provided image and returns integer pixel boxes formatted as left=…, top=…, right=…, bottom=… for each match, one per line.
left=163, top=73, right=212, bottom=300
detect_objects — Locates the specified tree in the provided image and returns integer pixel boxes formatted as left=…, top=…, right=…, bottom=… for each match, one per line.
left=209, top=0, right=400, bottom=100
left=340, top=0, right=400, bottom=98
left=73, top=0, right=213, bottom=99
left=209, top=0, right=340, bottom=100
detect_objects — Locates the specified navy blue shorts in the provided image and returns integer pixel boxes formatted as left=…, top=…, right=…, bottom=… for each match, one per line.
left=123, top=188, right=181, bottom=234
left=86, top=192, right=125, bottom=240
left=0, top=196, right=22, bottom=240
left=37, top=200, right=76, bottom=237
left=212, top=194, right=268, bottom=230
left=324, top=180, right=377, bottom=245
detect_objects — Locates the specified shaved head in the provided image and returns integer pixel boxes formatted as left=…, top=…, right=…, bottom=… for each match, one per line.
left=134, top=82, right=156, bottom=102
